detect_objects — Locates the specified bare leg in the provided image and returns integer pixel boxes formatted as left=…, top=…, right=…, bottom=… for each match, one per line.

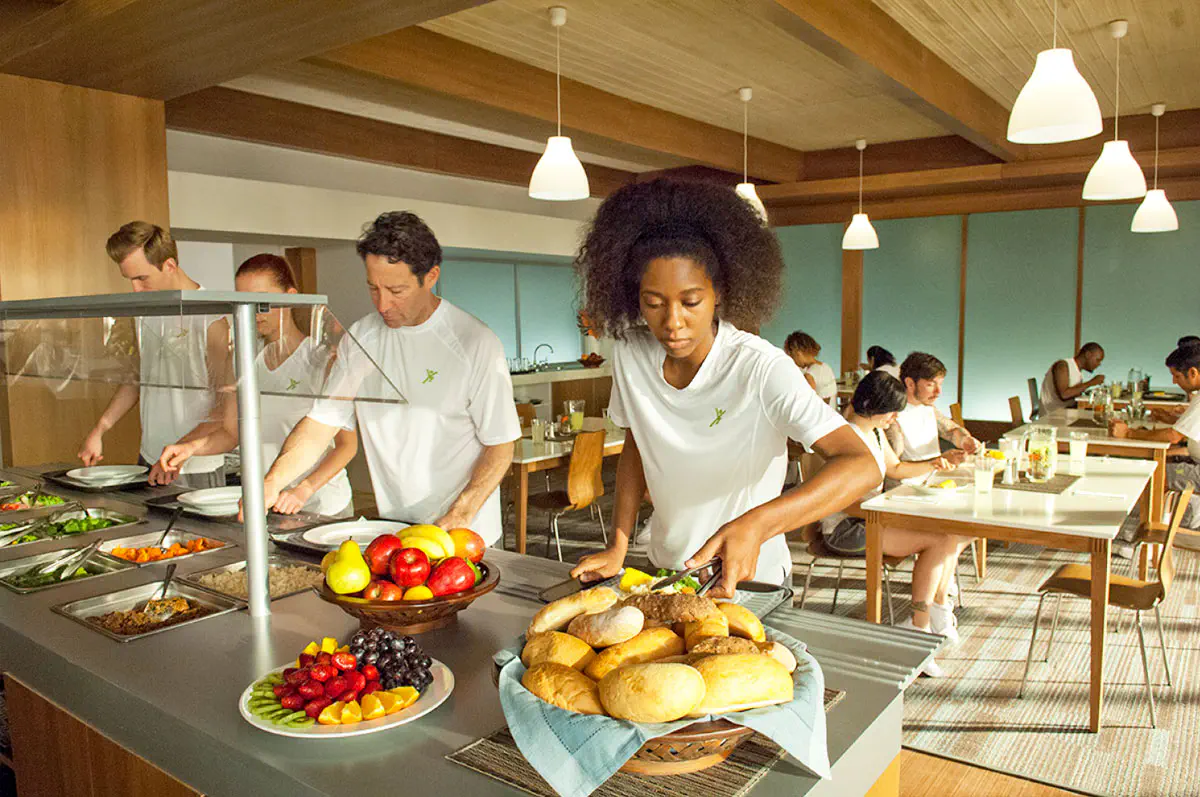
left=882, top=528, right=953, bottom=630
left=936, top=538, right=973, bottom=603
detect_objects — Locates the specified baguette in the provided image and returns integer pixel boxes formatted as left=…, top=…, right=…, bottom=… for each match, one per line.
left=522, top=663, right=605, bottom=715
left=567, top=606, right=645, bottom=648
left=528, top=587, right=619, bottom=637
left=521, top=631, right=596, bottom=671
left=599, top=663, right=706, bottom=723
left=687, top=654, right=794, bottom=716
left=584, top=627, right=685, bottom=681
left=717, top=602, right=766, bottom=642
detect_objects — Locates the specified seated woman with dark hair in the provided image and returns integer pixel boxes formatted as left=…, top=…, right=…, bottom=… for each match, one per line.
left=784, top=330, right=836, bottom=403
left=821, top=370, right=968, bottom=676
left=862, top=345, right=899, bottom=377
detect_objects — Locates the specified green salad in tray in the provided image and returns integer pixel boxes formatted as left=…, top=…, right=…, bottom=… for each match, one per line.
left=5, top=566, right=90, bottom=589
left=0, top=493, right=66, bottom=512
left=0, top=515, right=117, bottom=546
left=653, top=568, right=701, bottom=591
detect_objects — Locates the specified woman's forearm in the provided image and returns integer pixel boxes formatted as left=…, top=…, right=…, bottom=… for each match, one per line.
left=294, top=429, right=357, bottom=495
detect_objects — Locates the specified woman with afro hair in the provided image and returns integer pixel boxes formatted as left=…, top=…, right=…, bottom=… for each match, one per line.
left=569, top=180, right=879, bottom=597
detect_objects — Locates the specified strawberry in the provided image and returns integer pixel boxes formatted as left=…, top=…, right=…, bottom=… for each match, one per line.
left=344, top=670, right=367, bottom=694
left=342, top=690, right=360, bottom=705
left=316, top=652, right=333, bottom=665
left=298, top=653, right=316, bottom=667
left=309, top=664, right=335, bottom=683
left=324, top=675, right=349, bottom=700
left=282, top=667, right=298, bottom=679
left=297, top=681, right=325, bottom=700
left=272, top=684, right=292, bottom=698
left=284, top=668, right=310, bottom=685
left=359, top=664, right=380, bottom=682
left=280, top=693, right=306, bottom=711
left=331, top=652, right=357, bottom=672
left=304, top=697, right=333, bottom=719
left=361, top=681, right=382, bottom=697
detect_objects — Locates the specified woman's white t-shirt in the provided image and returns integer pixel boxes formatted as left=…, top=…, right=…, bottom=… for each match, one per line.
left=609, top=322, right=847, bottom=585
left=257, top=337, right=352, bottom=516
left=803, top=361, right=838, bottom=402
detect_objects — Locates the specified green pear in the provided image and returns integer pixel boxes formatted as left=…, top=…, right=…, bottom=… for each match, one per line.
left=326, top=540, right=372, bottom=595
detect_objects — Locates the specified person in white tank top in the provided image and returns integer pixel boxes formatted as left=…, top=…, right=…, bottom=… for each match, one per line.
left=1039, top=342, right=1105, bottom=414
left=78, top=222, right=231, bottom=489
left=149, top=256, right=356, bottom=517
left=784, top=330, right=837, bottom=403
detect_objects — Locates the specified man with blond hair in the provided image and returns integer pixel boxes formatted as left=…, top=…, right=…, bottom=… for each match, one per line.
left=77, top=221, right=230, bottom=488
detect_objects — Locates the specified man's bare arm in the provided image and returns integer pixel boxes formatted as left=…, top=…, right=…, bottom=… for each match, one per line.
left=434, top=441, right=515, bottom=530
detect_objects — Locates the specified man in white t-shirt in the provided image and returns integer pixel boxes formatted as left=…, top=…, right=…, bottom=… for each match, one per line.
left=784, top=330, right=837, bottom=403
left=1110, top=342, right=1200, bottom=528
left=886, top=352, right=978, bottom=469
left=77, top=222, right=229, bottom=489
left=259, top=212, right=520, bottom=545
left=1039, top=342, right=1105, bottom=414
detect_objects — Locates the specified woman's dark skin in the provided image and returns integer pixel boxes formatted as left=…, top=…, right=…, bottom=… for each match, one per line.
left=571, top=256, right=879, bottom=598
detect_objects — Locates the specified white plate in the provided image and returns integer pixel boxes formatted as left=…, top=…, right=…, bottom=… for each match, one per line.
left=66, top=465, right=148, bottom=484
left=238, top=660, right=453, bottom=738
left=183, top=503, right=240, bottom=518
left=178, top=486, right=243, bottom=507
left=300, top=519, right=411, bottom=550
left=913, top=475, right=971, bottom=496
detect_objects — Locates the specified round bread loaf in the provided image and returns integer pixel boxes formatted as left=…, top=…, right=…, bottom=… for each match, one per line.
left=717, top=602, right=766, bottom=642
left=681, top=612, right=730, bottom=651
left=527, top=587, right=619, bottom=637
left=599, top=663, right=706, bottom=723
left=522, top=663, right=605, bottom=715
left=521, top=631, right=596, bottom=670
left=688, top=654, right=794, bottom=716
left=584, top=627, right=685, bottom=681
left=567, top=606, right=645, bottom=648
left=620, top=592, right=721, bottom=624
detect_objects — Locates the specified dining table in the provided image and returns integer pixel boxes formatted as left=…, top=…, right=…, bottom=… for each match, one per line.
left=507, top=418, right=625, bottom=555
left=861, top=455, right=1157, bottom=733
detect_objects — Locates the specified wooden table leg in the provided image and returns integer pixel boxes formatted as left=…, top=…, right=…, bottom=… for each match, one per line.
left=1138, top=480, right=1152, bottom=581
left=1150, top=449, right=1167, bottom=530
left=1089, top=538, right=1110, bottom=733
left=516, top=467, right=530, bottom=555
left=973, top=538, right=987, bottom=581
left=865, top=511, right=883, bottom=623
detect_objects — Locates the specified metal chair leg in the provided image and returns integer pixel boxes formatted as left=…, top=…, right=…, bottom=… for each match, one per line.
left=1044, top=594, right=1063, bottom=663
left=1019, top=592, right=1049, bottom=699
left=831, top=560, right=845, bottom=614
left=797, top=560, right=815, bottom=609
left=970, top=540, right=980, bottom=585
left=595, top=504, right=607, bottom=546
left=551, top=514, right=564, bottom=563
left=1135, top=612, right=1158, bottom=728
left=883, top=566, right=895, bottom=626
left=544, top=513, right=555, bottom=559
left=1154, top=604, right=1172, bottom=688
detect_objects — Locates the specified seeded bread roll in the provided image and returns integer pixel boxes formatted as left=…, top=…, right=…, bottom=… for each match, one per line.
left=584, top=627, right=685, bottom=681
left=599, top=663, right=706, bottom=723
left=688, top=654, right=794, bottom=716
left=686, top=637, right=799, bottom=673
left=528, top=587, right=619, bottom=637
left=522, top=663, right=605, bottom=715
left=681, top=612, right=730, bottom=651
left=620, top=592, right=721, bottom=624
left=717, top=602, right=766, bottom=642
left=567, top=606, right=645, bottom=648
left=521, top=631, right=596, bottom=670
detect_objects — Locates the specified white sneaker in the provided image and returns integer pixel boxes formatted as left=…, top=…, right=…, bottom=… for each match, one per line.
left=929, top=602, right=961, bottom=644
left=895, top=619, right=946, bottom=677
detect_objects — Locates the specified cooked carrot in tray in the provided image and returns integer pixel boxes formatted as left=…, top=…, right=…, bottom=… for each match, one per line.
left=108, top=537, right=223, bottom=563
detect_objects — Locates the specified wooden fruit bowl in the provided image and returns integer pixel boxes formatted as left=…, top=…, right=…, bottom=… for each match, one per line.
left=318, top=562, right=499, bottom=634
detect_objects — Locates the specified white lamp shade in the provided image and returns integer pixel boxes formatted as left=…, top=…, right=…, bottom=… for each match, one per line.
left=735, top=182, right=768, bottom=222
left=1131, top=189, right=1179, bottom=233
left=1007, top=49, right=1103, bottom=144
left=1082, top=140, right=1147, bottom=200
left=529, top=136, right=590, bottom=200
left=842, top=213, right=879, bottom=250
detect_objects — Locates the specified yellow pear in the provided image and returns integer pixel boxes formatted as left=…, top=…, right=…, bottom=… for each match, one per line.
left=403, top=525, right=455, bottom=559
left=326, top=540, right=371, bottom=595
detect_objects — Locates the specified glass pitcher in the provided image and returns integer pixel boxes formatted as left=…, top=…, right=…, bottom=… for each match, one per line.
left=1027, top=426, right=1058, bottom=483
left=1091, top=385, right=1111, bottom=424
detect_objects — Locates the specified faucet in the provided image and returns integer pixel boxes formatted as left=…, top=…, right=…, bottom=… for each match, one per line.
left=533, top=343, right=554, bottom=370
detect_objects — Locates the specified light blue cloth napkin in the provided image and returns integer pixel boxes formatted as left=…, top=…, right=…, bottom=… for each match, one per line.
left=494, top=627, right=829, bottom=797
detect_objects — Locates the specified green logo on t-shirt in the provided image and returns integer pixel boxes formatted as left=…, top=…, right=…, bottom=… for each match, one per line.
left=710, top=408, right=726, bottom=428
left=286, top=378, right=300, bottom=392
left=422, top=369, right=438, bottom=384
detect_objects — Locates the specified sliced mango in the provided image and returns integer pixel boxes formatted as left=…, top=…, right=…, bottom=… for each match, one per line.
left=320, top=636, right=338, bottom=654
left=302, top=641, right=320, bottom=656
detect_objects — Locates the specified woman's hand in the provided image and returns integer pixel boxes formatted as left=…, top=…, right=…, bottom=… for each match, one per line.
left=78, top=430, right=104, bottom=466
left=149, top=442, right=196, bottom=485
left=273, top=483, right=313, bottom=515
left=570, top=544, right=627, bottom=583
left=685, top=514, right=769, bottom=599
left=943, top=449, right=968, bottom=465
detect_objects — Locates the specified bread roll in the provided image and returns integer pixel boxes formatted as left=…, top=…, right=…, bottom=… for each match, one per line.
left=528, top=587, right=618, bottom=637
left=599, top=663, right=706, bottom=723
left=621, top=592, right=721, bottom=624
left=763, top=641, right=798, bottom=674
left=681, top=612, right=730, bottom=651
left=522, top=663, right=605, bottom=715
left=688, top=654, right=794, bottom=716
left=688, top=636, right=770, bottom=657
left=567, top=606, right=645, bottom=648
left=717, top=602, right=766, bottom=642
left=521, top=631, right=596, bottom=670
left=584, top=627, right=685, bottom=681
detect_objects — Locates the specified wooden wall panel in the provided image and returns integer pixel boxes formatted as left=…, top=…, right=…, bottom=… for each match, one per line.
left=550, top=377, right=613, bottom=420
left=840, top=247, right=864, bottom=374
left=0, top=74, right=168, bottom=466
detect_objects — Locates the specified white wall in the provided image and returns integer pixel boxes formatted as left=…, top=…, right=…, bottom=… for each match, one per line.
left=231, top=243, right=283, bottom=270
left=175, top=241, right=235, bottom=290
left=314, top=243, right=374, bottom=328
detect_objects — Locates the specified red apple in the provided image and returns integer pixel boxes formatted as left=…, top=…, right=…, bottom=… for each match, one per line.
left=448, top=528, right=486, bottom=563
left=376, top=581, right=405, bottom=601
left=364, top=534, right=407, bottom=576
left=389, top=547, right=431, bottom=589
left=361, top=580, right=387, bottom=600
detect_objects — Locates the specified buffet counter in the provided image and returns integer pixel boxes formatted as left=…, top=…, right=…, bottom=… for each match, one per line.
left=0, top=474, right=937, bottom=796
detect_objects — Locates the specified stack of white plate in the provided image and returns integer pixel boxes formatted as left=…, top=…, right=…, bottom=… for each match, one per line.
left=300, top=519, right=411, bottom=551
left=177, top=486, right=243, bottom=517
left=66, top=465, right=148, bottom=487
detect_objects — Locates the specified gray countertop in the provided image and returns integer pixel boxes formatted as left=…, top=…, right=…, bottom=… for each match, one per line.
left=0, top=472, right=938, bottom=796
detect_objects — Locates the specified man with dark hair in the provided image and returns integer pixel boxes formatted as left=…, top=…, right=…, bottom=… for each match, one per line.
left=258, top=212, right=520, bottom=543
left=886, top=352, right=978, bottom=468
left=77, top=221, right=230, bottom=488
left=1177, top=335, right=1200, bottom=348
left=1110, top=343, right=1200, bottom=527
left=1039, top=342, right=1105, bottom=413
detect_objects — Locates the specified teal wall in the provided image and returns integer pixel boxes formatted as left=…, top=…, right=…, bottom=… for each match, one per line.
left=438, top=260, right=518, bottom=358
left=1081, top=201, right=1200, bottom=388
left=517, top=263, right=582, bottom=362
left=863, top=216, right=962, bottom=409
left=761, top=223, right=843, bottom=362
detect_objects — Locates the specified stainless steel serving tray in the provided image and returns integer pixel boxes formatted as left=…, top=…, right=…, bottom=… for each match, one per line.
left=97, top=529, right=235, bottom=566
left=0, top=473, right=36, bottom=499
left=0, top=546, right=135, bottom=594
left=0, top=507, right=143, bottom=551
left=0, top=494, right=78, bottom=522
left=178, top=554, right=323, bottom=602
left=52, top=581, right=242, bottom=642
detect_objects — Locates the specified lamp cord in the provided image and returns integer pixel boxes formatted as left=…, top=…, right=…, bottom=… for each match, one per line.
left=1052, top=0, right=1058, bottom=49
left=1113, top=33, right=1120, bottom=141
left=858, top=147, right=864, bottom=213
left=556, top=24, right=562, bottom=136
left=1153, top=113, right=1160, bottom=189
left=742, top=101, right=749, bottom=182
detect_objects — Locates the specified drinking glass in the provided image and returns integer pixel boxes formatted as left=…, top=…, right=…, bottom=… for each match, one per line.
left=973, top=449, right=995, bottom=495
left=565, top=400, right=585, bottom=431
left=530, top=419, right=546, bottom=444
left=1068, top=431, right=1088, bottom=472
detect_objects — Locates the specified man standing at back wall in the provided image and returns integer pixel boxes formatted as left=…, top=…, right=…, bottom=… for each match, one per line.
left=257, top=211, right=521, bottom=545
left=77, top=222, right=230, bottom=488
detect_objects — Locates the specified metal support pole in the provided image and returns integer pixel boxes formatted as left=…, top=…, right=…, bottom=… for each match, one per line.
left=233, top=303, right=270, bottom=618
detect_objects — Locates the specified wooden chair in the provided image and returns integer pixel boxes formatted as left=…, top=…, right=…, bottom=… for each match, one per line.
left=1009, top=396, right=1024, bottom=426
left=1027, top=378, right=1041, bottom=420
left=515, top=402, right=536, bottom=428
left=530, top=430, right=607, bottom=561
left=949, top=402, right=964, bottom=427
left=1019, top=484, right=1193, bottom=727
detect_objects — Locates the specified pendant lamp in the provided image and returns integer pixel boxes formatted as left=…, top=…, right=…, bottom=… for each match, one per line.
left=1132, top=103, right=1179, bottom=232
left=1082, top=20, right=1146, bottom=201
left=734, top=87, right=768, bottom=222
left=1007, top=0, right=1102, bottom=143
left=842, top=139, right=878, bottom=250
left=529, top=6, right=589, bottom=201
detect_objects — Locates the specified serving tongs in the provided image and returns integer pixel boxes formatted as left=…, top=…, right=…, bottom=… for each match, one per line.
left=0, top=517, right=50, bottom=547
left=651, top=558, right=722, bottom=596
left=29, top=538, right=104, bottom=581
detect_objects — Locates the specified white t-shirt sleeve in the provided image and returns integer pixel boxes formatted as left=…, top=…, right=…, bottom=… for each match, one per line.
left=467, top=336, right=521, bottom=447
left=1173, top=397, right=1200, bottom=455
left=607, top=340, right=631, bottom=429
left=813, top=362, right=837, bottom=400
left=760, top=356, right=847, bottom=448
left=306, top=335, right=359, bottom=432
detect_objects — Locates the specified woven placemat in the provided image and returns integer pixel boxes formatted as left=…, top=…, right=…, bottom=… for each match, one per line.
left=1069, top=419, right=1106, bottom=429
left=447, top=688, right=845, bottom=797
left=994, top=472, right=1080, bottom=495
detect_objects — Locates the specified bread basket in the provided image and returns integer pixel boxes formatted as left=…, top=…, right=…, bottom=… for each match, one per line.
left=318, top=562, right=499, bottom=634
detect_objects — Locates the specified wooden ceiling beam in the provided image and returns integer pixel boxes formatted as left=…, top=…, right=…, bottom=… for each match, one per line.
left=0, top=0, right=494, bottom=99
left=309, top=27, right=805, bottom=184
left=755, top=0, right=1022, bottom=162
left=164, top=87, right=633, bottom=196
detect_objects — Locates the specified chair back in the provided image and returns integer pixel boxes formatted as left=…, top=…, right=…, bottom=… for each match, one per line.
left=1027, top=378, right=1041, bottom=419
left=566, top=430, right=606, bottom=509
left=949, top=402, right=964, bottom=427
left=515, top=403, right=536, bottom=428
left=1157, top=484, right=1194, bottom=599
left=1008, top=396, right=1024, bottom=426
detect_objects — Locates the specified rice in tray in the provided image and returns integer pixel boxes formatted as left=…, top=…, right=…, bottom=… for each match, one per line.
left=196, top=564, right=322, bottom=599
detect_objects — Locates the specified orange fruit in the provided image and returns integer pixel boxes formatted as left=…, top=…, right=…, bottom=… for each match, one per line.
left=375, top=692, right=401, bottom=715
left=403, top=585, right=434, bottom=601
left=318, top=701, right=344, bottom=725
left=340, top=700, right=362, bottom=724
left=361, top=694, right=386, bottom=720
left=389, top=686, right=420, bottom=709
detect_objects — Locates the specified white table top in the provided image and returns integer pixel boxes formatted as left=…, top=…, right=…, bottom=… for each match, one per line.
left=1004, top=409, right=1172, bottom=450
left=861, top=456, right=1156, bottom=540
left=513, top=426, right=625, bottom=465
